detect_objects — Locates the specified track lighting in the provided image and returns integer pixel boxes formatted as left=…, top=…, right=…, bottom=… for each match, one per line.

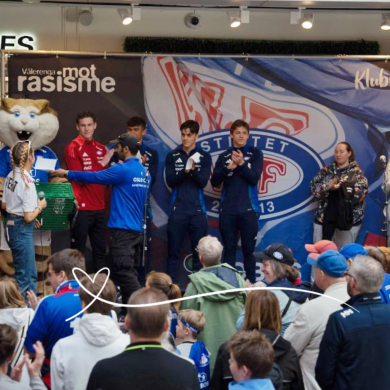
left=118, top=9, right=132, bottom=25
left=228, top=7, right=249, bottom=29
left=301, top=13, right=314, bottom=29
left=381, top=13, right=390, bottom=31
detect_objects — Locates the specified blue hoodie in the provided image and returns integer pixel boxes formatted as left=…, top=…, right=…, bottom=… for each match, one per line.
left=229, top=378, right=275, bottom=390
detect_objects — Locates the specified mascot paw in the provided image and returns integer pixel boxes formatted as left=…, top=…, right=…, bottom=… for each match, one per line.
left=50, top=176, right=69, bottom=184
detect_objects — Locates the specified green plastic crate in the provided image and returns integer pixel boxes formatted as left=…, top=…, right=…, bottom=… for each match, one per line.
left=35, top=183, right=75, bottom=231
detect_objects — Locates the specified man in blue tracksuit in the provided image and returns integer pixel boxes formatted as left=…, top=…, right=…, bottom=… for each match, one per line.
left=165, top=120, right=211, bottom=282
left=106, top=117, right=158, bottom=285
left=316, top=255, right=390, bottom=390
left=53, top=133, right=150, bottom=314
left=211, top=120, right=263, bottom=283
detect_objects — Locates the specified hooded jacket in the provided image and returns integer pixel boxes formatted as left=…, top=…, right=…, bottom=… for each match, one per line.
left=50, top=313, right=129, bottom=390
left=0, top=307, right=34, bottom=387
left=211, top=329, right=302, bottom=390
left=182, top=263, right=246, bottom=371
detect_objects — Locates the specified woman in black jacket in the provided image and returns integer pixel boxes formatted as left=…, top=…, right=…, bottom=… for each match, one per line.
left=211, top=290, right=303, bottom=390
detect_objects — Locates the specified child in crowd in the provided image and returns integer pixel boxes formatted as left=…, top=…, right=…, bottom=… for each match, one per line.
left=226, top=331, right=275, bottom=390
left=146, top=272, right=181, bottom=337
left=176, top=309, right=210, bottom=390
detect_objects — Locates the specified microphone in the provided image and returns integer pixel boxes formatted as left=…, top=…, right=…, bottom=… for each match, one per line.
left=38, top=191, right=45, bottom=200
left=380, top=155, right=387, bottom=168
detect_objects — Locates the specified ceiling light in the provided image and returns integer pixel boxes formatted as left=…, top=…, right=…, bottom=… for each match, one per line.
left=228, top=7, right=249, bottom=29
left=230, top=17, right=241, bottom=28
left=22, top=0, right=40, bottom=3
left=381, top=13, right=390, bottom=31
left=301, top=13, right=314, bottom=29
left=118, top=9, right=132, bottom=25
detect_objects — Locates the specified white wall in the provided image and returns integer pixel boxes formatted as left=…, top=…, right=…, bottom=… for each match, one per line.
left=0, top=4, right=389, bottom=53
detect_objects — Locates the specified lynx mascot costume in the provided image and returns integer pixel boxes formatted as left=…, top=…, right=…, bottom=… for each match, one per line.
left=0, top=98, right=62, bottom=294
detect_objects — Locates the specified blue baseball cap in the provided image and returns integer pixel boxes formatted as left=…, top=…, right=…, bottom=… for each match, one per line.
left=307, top=250, right=348, bottom=278
left=339, top=244, right=368, bottom=260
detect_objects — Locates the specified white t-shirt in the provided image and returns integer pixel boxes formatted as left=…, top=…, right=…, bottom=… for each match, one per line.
left=2, top=168, right=38, bottom=216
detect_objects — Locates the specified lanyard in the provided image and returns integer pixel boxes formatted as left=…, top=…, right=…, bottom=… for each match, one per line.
left=125, top=344, right=164, bottom=352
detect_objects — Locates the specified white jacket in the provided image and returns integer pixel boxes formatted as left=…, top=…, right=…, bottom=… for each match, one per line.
left=284, top=281, right=350, bottom=390
left=0, top=307, right=34, bottom=387
left=51, top=313, right=129, bottom=390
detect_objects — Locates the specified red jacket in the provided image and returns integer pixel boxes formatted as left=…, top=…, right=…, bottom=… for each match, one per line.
left=65, top=136, right=107, bottom=210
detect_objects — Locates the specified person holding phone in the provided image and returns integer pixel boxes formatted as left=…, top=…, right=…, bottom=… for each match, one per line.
left=310, top=142, right=368, bottom=248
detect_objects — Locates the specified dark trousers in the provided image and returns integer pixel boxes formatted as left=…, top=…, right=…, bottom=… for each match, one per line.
left=109, top=228, right=142, bottom=314
left=71, top=209, right=107, bottom=272
left=219, top=212, right=259, bottom=283
left=167, top=213, right=208, bottom=283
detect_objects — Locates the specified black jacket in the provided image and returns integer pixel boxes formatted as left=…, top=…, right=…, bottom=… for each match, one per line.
left=210, top=329, right=303, bottom=390
left=316, top=293, right=390, bottom=390
left=87, top=342, right=199, bottom=390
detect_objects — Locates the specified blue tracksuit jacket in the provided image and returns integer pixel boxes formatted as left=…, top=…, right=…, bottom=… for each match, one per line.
left=68, top=157, right=149, bottom=232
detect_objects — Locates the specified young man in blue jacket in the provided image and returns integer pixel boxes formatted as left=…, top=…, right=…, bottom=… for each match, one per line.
left=165, top=120, right=211, bottom=282
left=53, top=133, right=150, bottom=316
left=211, top=120, right=263, bottom=283
left=316, top=255, right=390, bottom=390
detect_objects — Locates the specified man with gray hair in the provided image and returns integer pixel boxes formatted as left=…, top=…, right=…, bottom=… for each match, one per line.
left=182, top=235, right=246, bottom=371
left=316, top=255, right=390, bottom=390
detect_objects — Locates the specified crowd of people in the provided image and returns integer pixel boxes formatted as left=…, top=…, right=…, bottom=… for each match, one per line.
left=1, top=239, right=390, bottom=390
left=1, top=112, right=390, bottom=390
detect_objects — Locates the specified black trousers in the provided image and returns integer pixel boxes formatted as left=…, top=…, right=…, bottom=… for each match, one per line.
left=167, top=213, right=208, bottom=283
left=109, top=228, right=142, bottom=314
left=71, top=210, right=107, bottom=272
left=219, top=212, right=259, bottom=283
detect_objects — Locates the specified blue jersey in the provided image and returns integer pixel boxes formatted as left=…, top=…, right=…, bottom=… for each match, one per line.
left=380, top=272, right=390, bottom=304
left=24, top=280, right=82, bottom=358
left=165, top=146, right=211, bottom=215
left=68, top=157, right=149, bottom=232
left=0, top=146, right=60, bottom=183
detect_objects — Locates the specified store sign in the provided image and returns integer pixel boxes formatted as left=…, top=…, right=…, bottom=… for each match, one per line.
left=1, top=34, right=35, bottom=50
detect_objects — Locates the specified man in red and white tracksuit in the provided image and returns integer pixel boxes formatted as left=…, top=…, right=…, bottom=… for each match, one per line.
left=64, top=111, right=113, bottom=272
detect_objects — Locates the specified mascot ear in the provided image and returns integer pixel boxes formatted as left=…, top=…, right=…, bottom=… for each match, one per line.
left=1, top=98, right=18, bottom=111
left=34, top=99, right=50, bottom=113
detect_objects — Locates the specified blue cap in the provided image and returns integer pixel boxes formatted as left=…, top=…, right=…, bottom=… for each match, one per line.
left=307, top=250, right=348, bottom=278
left=339, top=244, right=368, bottom=260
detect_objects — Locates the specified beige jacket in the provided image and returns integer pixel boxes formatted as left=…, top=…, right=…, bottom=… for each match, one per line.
left=284, top=281, right=350, bottom=390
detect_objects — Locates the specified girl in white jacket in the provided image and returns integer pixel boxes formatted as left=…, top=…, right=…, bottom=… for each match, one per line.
left=0, top=276, right=35, bottom=387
